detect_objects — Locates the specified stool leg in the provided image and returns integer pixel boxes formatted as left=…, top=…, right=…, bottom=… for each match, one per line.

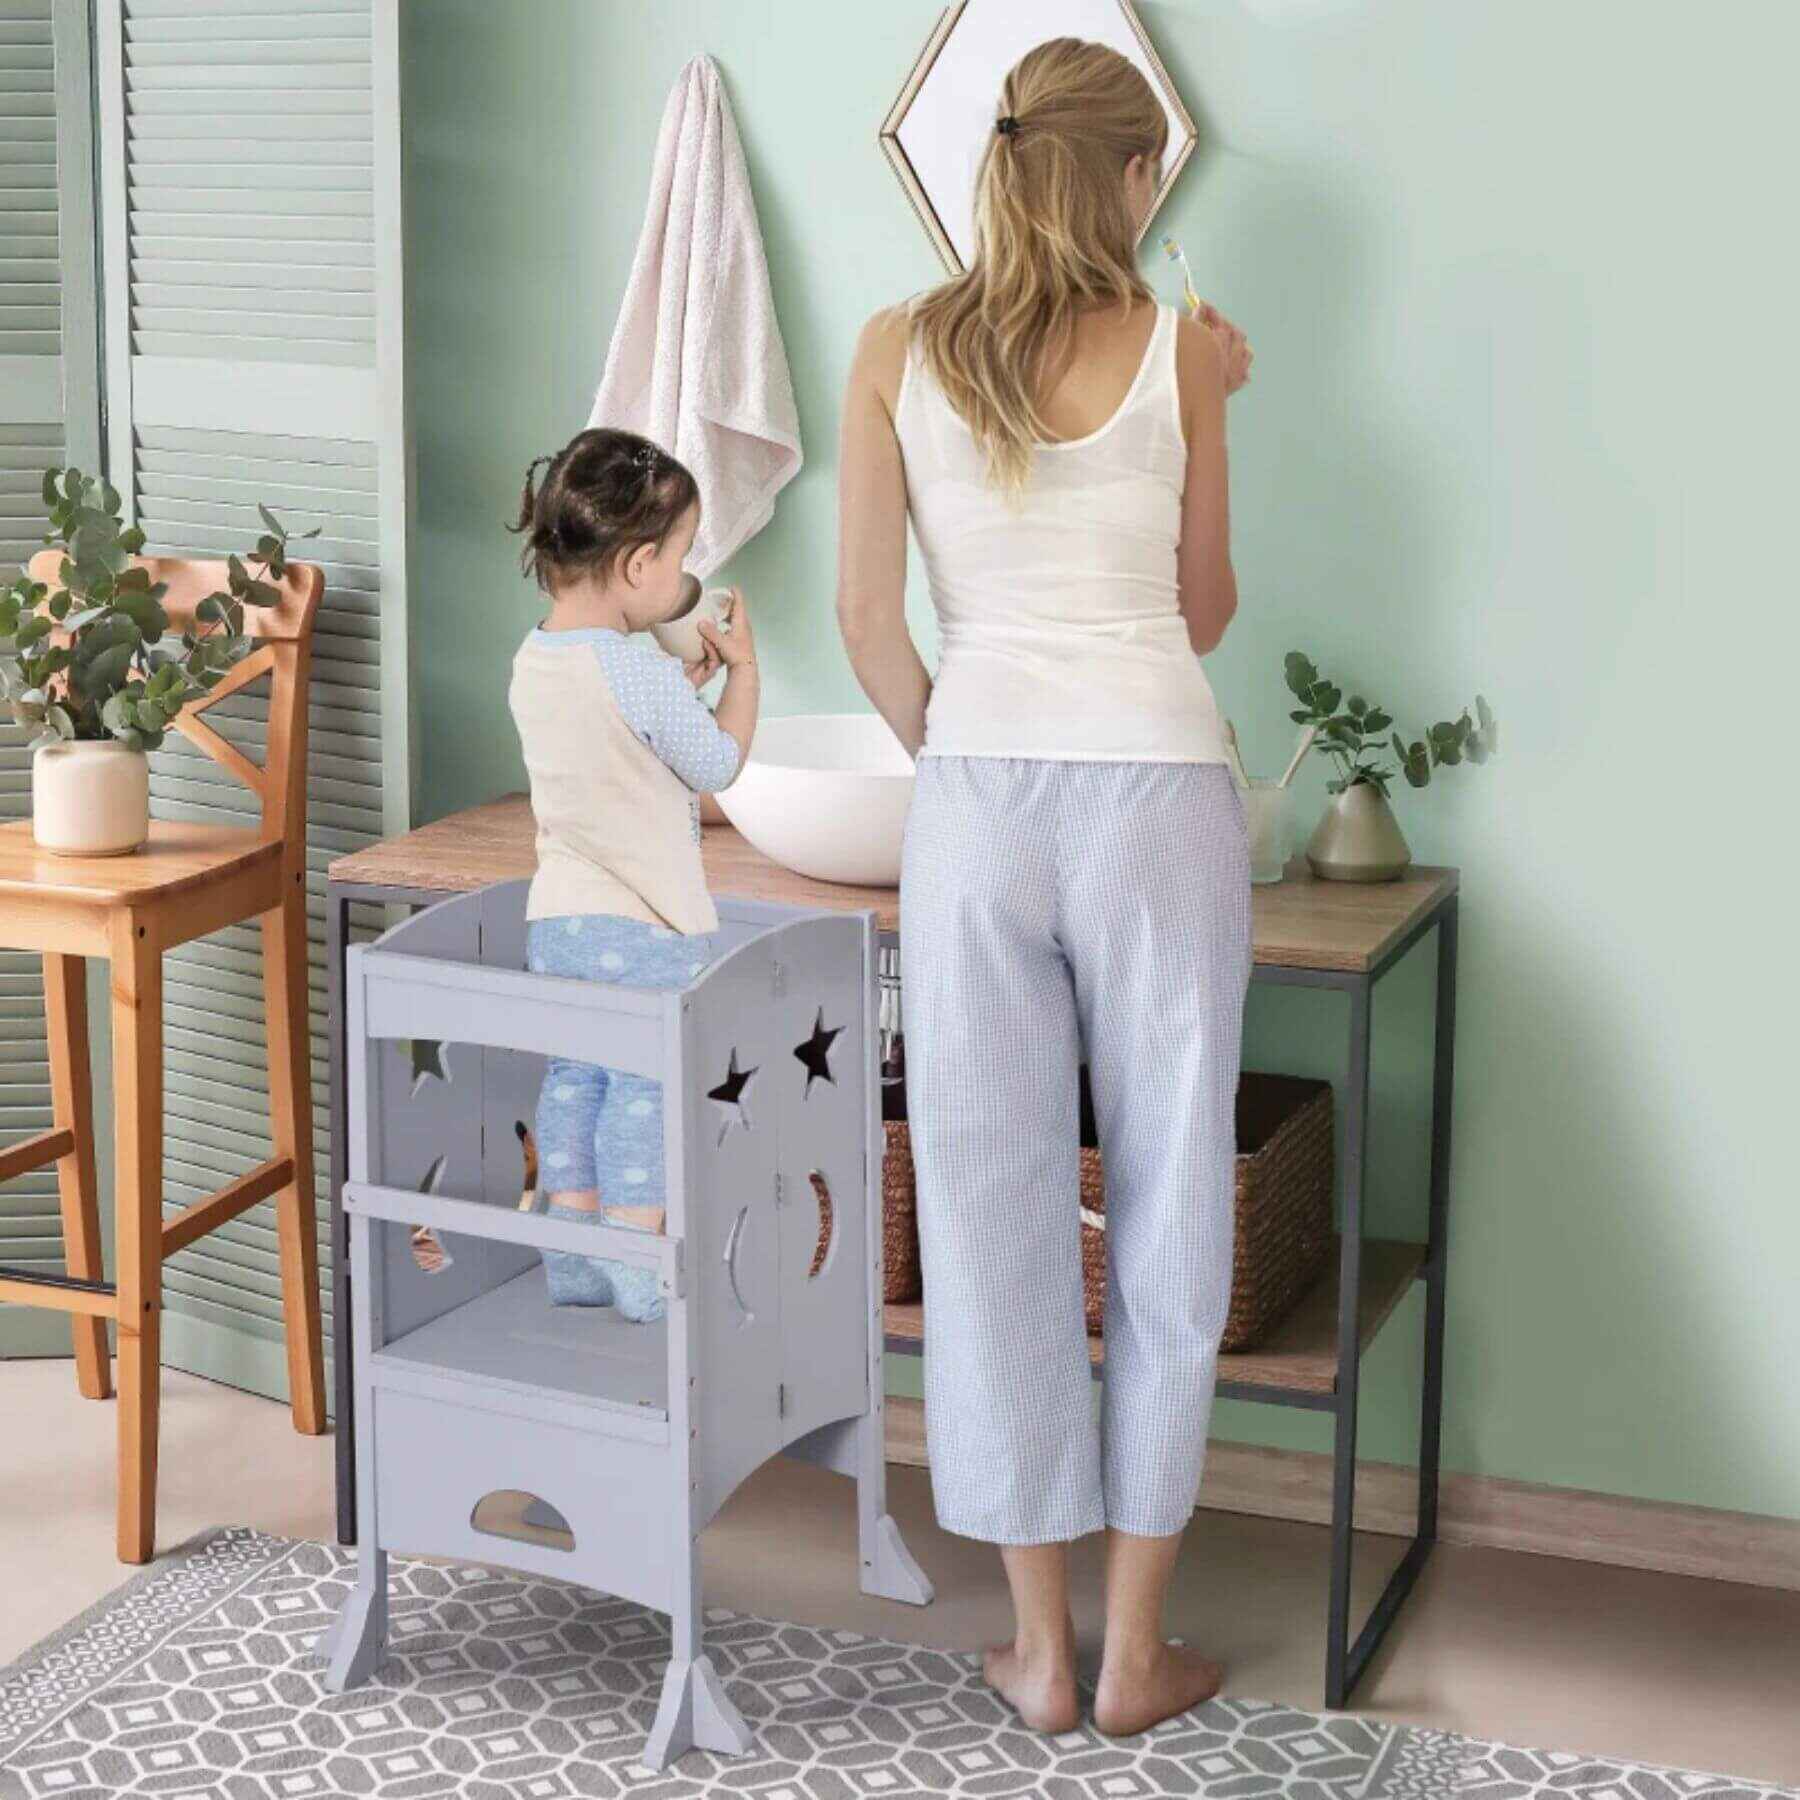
left=645, top=1537, right=751, bottom=1769
left=320, top=1545, right=388, bottom=1691
left=44, top=954, right=110, bottom=1401
left=855, top=1410, right=933, bottom=1606
left=263, top=885, right=325, bottom=1435
left=110, top=918, right=162, bottom=1564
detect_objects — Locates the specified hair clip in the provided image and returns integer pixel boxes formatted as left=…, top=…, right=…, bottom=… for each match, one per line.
left=995, top=114, right=1020, bottom=137
left=633, top=444, right=661, bottom=471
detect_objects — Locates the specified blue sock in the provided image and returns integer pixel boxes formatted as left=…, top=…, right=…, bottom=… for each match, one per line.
left=541, top=1203, right=616, bottom=1308
left=541, top=1204, right=665, bottom=1323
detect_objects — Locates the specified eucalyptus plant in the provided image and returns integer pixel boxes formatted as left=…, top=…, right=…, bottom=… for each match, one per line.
left=1285, top=651, right=1496, bottom=798
left=0, top=466, right=315, bottom=753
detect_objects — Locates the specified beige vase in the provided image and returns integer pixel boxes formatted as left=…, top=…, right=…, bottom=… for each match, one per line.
left=1305, top=781, right=1411, bottom=883
left=32, top=740, right=150, bottom=857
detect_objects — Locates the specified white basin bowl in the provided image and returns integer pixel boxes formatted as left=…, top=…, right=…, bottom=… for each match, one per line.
left=718, top=713, right=913, bottom=887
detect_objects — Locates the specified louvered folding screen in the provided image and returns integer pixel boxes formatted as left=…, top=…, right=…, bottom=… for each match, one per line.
left=93, top=0, right=409, bottom=1399
left=0, top=0, right=99, bottom=1357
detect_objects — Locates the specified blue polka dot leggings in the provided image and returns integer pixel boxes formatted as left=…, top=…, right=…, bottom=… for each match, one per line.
left=526, top=914, right=721, bottom=1321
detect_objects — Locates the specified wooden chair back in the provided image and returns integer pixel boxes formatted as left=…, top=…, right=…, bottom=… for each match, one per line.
left=27, top=550, right=325, bottom=849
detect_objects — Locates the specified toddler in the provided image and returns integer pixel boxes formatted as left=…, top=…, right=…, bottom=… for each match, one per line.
left=507, top=428, right=759, bottom=1321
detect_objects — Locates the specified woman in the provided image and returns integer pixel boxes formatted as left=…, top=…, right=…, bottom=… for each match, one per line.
left=837, top=38, right=1254, bottom=1736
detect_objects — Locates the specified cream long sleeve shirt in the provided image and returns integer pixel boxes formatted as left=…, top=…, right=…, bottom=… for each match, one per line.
left=508, top=626, right=740, bottom=935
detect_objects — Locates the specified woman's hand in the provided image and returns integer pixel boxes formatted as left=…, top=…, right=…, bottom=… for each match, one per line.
left=1197, top=301, right=1253, bottom=395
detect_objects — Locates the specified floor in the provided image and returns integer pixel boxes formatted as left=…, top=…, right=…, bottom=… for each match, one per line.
left=2, top=1360, right=1797, bottom=1789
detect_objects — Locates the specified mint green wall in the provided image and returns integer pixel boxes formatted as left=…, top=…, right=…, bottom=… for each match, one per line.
left=402, top=2, right=1798, bottom=1520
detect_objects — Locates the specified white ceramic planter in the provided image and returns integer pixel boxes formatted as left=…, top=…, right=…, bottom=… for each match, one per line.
left=717, top=713, right=914, bottom=887
left=32, top=739, right=150, bottom=857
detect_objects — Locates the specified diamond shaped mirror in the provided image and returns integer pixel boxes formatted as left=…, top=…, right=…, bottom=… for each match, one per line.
left=881, top=0, right=1197, bottom=274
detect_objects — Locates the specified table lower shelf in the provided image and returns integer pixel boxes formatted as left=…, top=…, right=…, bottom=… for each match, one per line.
left=884, top=1238, right=1425, bottom=1404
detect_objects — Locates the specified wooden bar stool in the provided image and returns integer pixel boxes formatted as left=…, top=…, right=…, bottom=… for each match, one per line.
left=0, top=555, right=327, bottom=1562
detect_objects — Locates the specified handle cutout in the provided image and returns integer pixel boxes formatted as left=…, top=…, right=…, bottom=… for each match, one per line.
left=471, top=1490, right=574, bottom=1553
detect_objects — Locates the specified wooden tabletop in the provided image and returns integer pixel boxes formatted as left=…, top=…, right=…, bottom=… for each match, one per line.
left=330, top=793, right=539, bottom=893
left=328, top=792, right=1456, bottom=973
left=1248, top=858, right=1457, bottom=972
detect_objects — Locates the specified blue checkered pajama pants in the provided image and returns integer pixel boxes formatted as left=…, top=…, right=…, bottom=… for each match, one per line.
left=526, top=914, right=720, bottom=1324
left=901, top=757, right=1252, bottom=1542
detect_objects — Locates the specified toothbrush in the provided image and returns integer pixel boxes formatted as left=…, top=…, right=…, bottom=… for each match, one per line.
left=1277, top=724, right=1318, bottom=790
left=1161, top=233, right=1202, bottom=318
left=1222, top=718, right=1252, bottom=789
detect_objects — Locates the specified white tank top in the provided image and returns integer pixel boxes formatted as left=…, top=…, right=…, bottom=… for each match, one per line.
left=897, top=301, right=1228, bottom=764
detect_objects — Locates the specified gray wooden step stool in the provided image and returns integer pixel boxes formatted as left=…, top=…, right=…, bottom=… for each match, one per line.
left=317, top=880, right=932, bottom=1769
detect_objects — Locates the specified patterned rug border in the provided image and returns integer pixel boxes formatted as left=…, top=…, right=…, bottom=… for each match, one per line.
left=3, top=1532, right=297, bottom=1800
left=1359, top=1721, right=1483, bottom=1798
left=1458, top=1733, right=1800, bottom=1800
left=1, top=1527, right=266, bottom=1681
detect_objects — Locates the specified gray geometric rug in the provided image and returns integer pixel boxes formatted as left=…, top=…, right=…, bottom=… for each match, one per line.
left=0, top=1530, right=1791, bottom=1800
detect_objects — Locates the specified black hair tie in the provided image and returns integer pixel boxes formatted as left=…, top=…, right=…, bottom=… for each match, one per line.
left=995, top=114, right=1020, bottom=137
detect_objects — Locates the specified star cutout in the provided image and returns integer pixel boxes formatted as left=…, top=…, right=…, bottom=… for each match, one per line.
left=706, top=1049, right=758, bottom=1143
left=408, top=1037, right=448, bottom=1094
left=793, top=1009, right=843, bottom=1095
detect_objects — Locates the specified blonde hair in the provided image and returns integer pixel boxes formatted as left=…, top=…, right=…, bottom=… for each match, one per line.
left=911, top=38, right=1168, bottom=495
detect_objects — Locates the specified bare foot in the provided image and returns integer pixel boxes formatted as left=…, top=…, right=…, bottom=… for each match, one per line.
left=1092, top=1642, right=1224, bottom=1736
left=983, top=1633, right=1080, bottom=1734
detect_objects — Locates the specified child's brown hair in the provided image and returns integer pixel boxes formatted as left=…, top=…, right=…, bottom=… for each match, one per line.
left=511, top=428, right=700, bottom=591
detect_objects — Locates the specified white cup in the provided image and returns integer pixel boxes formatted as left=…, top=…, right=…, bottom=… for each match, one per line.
left=650, top=578, right=735, bottom=663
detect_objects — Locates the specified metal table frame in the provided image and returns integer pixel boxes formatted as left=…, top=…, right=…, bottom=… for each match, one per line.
left=1249, top=886, right=1458, bottom=1708
left=327, top=873, right=1458, bottom=1712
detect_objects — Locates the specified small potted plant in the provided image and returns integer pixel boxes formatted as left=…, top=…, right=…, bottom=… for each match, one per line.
left=0, top=466, right=308, bottom=856
left=1284, top=651, right=1495, bottom=882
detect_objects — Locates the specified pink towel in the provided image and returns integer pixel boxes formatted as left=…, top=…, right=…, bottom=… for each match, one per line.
left=588, top=54, right=803, bottom=580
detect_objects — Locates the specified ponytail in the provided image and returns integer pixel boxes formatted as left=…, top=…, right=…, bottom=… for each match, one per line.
left=910, top=38, right=1167, bottom=496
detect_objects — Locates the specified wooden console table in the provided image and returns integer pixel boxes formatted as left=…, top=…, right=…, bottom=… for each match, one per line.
left=325, top=792, right=1459, bottom=1709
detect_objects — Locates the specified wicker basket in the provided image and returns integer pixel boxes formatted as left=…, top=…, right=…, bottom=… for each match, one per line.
left=1081, top=1072, right=1334, bottom=1349
left=881, top=1120, right=924, bottom=1303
